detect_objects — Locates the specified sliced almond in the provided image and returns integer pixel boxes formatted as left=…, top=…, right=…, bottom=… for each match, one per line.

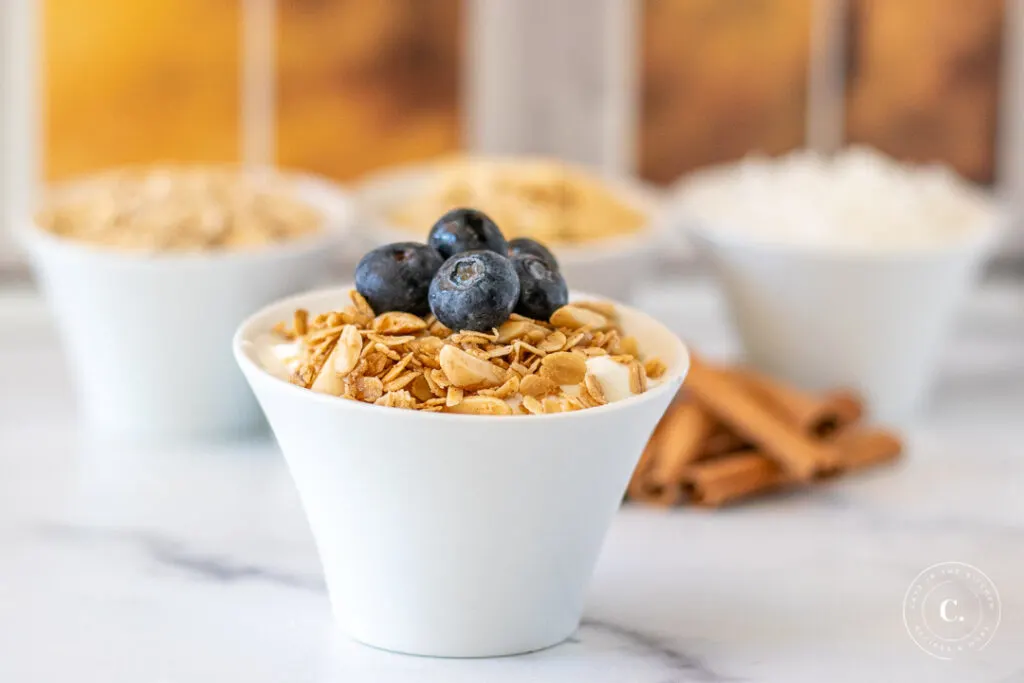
left=629, top=360, right=648, bottom=394
left=373, top=311, right=427, bottom=335
left=644, top=358, right=667, bottom=379
left=573, top=300, right=617, bottom=319
left=310, top=343, right=345, bottom=396
left=550, top=305, right=608, bottom=330
left=584, top=373, right=608, bottom=405
left=439, top=344, right=507, bottom=389
left=333, top=325, right=363, bottom=376
left=446, top=395, right=512, bottom=415
left=538, top=331, right=567, bottom=353
left=520, top=374, right=559, bottom=398
left=446, top=386, right=464, bottom=407
left=539, top=351, right=588, bottom=385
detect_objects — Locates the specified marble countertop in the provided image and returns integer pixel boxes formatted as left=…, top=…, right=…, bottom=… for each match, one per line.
left=1, top=280, right=1022, bottom=683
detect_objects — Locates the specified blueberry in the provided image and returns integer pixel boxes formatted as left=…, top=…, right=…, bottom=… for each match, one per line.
left=355, top=242, right=443, bottom=315
left=513, top=254, right=568, bottom=321
left=508, top=237, right=559, bottom=271
left=427, top=208, right=508, bottom=259
left=429, top=250, right=520, bottom=331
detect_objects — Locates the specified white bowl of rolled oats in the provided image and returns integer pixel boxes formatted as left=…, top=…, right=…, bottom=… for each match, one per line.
left=233, top=286, right=688, bottom=657
left=354, top=158, right=664, bottom=302
left=20, top=166, right=354, bottom=440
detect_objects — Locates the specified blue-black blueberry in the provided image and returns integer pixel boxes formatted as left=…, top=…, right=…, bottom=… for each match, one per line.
left=512, top=254, right=568, bottom=321
left=355, top=242, right=444, bottom=316
left=427, top=208, right=508, bottom=259
left=508, top=237, right=559, bottom=271
left=428, top=250, right=520, bottom=332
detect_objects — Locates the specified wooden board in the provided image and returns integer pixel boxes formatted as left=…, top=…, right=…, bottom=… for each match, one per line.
left=845, top=0, right=1004, bottom=184
left=275, top=0, right=463, bottom=180
left=639, top=0, right=812, bottom=185
left=44, top=0, right=241, bottom=181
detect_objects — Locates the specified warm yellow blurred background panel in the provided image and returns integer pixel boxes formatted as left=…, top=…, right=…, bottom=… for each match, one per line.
left=44, top=0, right=241, bottom=181
left=639, top=0, right=812, bottom=185
left=275, top=0, right=463, bottom=180
left=845, top=0, right=1004, bottom=184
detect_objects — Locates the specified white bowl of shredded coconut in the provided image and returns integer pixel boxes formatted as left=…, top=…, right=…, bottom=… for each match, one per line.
left=669, top=147, right=1005, bottom=422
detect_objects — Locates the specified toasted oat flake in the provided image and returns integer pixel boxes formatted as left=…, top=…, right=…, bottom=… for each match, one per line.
left=538, top=331, right=567, bottom=353
left=584, top=373, right=608, bottom=405
left=373, top=312, right=427, bottom=335
left=520, top=374, right=558, bottom=398
left=522, top=395, right=544, bottom=415
left=550, top=305, right=609, bottom=330
left=629, top=360, right=648, bottom=394
left=293, top=309, right=309, bottom=336
left=644, top=358, right=667, bottom=379
left=446, top=395, right=513, bottom=415
left=539, top=352, right=588, bottom=385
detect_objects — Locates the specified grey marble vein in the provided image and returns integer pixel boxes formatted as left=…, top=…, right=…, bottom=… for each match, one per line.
left=37, top=522, right=325, bottom=592
left=579, top=618, right=735, bottom=683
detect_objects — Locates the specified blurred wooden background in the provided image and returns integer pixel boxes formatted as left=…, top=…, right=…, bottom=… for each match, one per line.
left=43, top=0, right=1005, bottom=186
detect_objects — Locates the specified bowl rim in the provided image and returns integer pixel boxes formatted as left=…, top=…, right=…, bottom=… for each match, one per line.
left=673, top=195, right=1011, bottom=264
left=351, top=156, right=668, bottom=259
left=16, top=167, right=354, bottom=266
left=233, top=285, right=689, bottom=424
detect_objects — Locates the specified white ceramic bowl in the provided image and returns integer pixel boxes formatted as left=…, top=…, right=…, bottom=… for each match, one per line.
left=682, top=214, right=1004, bottom=423
left=19, top=171, right=354, bottom=441
left=353, top=160, right=665, bottom=302
left=233, top=287, right=688, bottom=657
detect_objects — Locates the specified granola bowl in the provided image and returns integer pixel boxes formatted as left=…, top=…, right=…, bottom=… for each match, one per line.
left=233, top=286, right=688, bottom=657
left=19, top=168, right=354, bottom=440
left=354, top=158, right=665, bottom=302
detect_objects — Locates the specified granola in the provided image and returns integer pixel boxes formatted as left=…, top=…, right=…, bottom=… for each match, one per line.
left=36, top=166, right=323, bottom=252
left=263, top=290, right=663, bottom=415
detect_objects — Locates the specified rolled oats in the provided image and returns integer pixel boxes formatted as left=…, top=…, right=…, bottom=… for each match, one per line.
left=37, top=166, right=322, bottom=252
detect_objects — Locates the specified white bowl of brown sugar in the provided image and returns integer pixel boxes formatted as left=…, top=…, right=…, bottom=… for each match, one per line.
left=19, top=166, right=354, bottom=441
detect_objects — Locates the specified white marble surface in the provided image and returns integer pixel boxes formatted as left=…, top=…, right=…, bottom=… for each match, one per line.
left=1, top=280, right=1023, bottom=683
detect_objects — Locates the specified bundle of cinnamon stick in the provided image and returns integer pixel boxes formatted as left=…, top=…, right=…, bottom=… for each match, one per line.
left=628, top=356, right=903, bottom=507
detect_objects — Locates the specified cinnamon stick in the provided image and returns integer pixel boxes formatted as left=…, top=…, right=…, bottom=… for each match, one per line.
left=735, top=369, right=863, bottom=438
left=627, top=426, right=663, bottom=504
left=642, top=401, right=717, bottom=506
left=700, top=428, right=748, bottom=459
left=834, top=428, right=903, bottom=471
left=685, top=360, right=837, bottom=480
left=681, top=450, right=787, bottom=507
